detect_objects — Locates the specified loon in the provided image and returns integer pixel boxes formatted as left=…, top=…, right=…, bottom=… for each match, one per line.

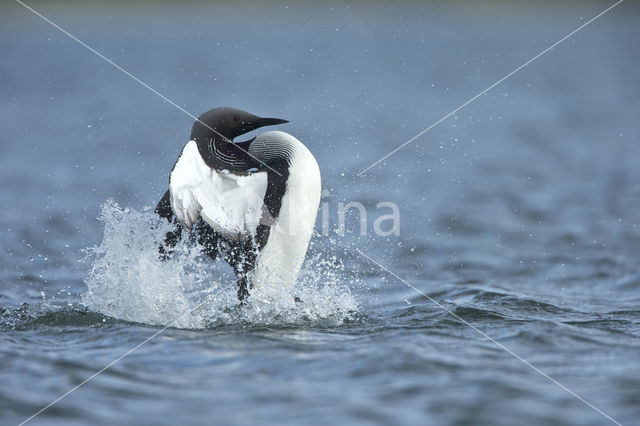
left=155, top=107, right=321, bottom=301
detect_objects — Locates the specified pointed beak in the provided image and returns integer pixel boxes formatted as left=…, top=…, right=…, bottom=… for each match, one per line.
left=258, top=117, right=289, bottom=127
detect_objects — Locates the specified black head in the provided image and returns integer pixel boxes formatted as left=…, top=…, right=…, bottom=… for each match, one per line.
left=190, top=107, right=289, bottom=171
left=191, top=107, right=288, bottom=142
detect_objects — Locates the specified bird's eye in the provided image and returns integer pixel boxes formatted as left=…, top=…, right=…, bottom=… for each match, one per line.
left=233, top=116, right=239, bottom=122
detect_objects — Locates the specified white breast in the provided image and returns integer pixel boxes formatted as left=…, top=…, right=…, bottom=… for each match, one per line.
left=249, top=131, right=322, bottom=293
left=169, top=140, right=268, bottom=240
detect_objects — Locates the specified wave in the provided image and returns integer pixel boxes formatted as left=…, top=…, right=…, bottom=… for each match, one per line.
left=80, top=199, right=359, bottom=329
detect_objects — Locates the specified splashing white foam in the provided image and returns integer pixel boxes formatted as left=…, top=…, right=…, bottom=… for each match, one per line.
left=82, top=199, right=358, bottom=328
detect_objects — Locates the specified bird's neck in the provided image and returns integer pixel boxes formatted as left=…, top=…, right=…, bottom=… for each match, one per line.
left=194, top=135, right=252, bottom=171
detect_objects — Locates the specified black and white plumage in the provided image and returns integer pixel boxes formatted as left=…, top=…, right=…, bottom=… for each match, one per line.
left=155, top=107, right=321, bottom=301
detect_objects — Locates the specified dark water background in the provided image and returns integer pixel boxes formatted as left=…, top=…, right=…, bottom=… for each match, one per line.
left=1, top=1, right=639, bottom=425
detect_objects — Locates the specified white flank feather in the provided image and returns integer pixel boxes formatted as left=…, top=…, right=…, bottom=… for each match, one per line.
left=169, top=140, right=268, bottom=239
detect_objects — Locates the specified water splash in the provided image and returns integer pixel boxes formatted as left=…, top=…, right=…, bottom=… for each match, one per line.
left=82, top=199, right=358, bottom=328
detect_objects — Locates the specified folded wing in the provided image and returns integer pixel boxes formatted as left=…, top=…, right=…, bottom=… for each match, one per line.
left=169, top=140, right=268, bottom=239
